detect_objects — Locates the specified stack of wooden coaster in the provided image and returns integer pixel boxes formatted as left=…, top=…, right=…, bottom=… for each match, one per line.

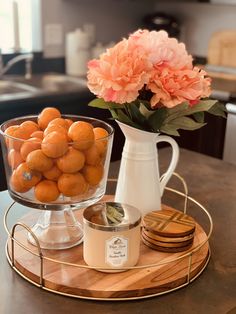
left=142, top=206, right=196, bottom=253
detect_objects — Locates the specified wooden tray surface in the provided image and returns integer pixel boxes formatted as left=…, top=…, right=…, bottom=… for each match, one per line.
left=7, top=203, right=210, bottom=300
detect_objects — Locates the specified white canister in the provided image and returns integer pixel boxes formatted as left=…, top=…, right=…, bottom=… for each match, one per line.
left=65, top=29, right=91, bottom=76
left=83, top=202, right=141, bottom=272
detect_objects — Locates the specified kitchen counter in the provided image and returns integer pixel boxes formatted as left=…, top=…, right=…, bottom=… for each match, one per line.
left=3, top=70, right=236, bottom=105
left=212, top=77, right=236, bottom=96
left=2, top=70, right=236, bottom=104
left=197, top=64, right=236, bottom=102
left=0, top=148, right=235, bottom=314
left=0, top=73, right=97, bottom=124
left=0, top=73, right=91, bottom=105
left=210, top=75, right=236, bottom=102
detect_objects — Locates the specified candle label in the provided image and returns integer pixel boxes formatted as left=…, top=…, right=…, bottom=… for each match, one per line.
left=105, top=236, right=128, bottom=267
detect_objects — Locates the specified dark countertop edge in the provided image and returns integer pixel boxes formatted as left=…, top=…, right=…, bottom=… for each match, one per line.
left=0, top=89, right=94, bottom=107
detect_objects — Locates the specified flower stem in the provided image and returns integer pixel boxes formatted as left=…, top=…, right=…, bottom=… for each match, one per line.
left=124, top=104, right=132, bottom=120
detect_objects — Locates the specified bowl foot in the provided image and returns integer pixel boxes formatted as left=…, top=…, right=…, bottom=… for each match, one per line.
left=28, top=208, right=83, bottom=250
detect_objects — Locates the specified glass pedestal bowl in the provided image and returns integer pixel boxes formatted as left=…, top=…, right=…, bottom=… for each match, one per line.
left=0, top=114, right=114, bottom=250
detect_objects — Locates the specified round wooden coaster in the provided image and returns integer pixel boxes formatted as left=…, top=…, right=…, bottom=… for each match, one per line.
left=142, top=227, right=194, bottom=243
left=142, top=230, right=194, bottom=248
left=141, top=235, right=194, bottom=253
left=142, top=207, right=196, bottom=238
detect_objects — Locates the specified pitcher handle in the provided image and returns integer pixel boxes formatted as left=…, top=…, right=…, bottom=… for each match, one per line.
left=156, top=135, right=179, bottom=196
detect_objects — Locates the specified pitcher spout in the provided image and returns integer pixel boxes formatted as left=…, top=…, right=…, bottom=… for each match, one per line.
left=116, top=120, right=159, bottom=143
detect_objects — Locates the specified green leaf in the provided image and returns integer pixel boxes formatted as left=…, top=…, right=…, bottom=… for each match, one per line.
left=139, top=102, right=154, bottom=118
left=148, top=108, right=168, bottom=132
left=193, top=112, right=205, bottom=123
left=128, top=103, right=147, bottom=125
left=116, top=109, right=142, bottom=129
left=165, top=99, right=218, bottom=123
left=170, top=116, right=206, bottom=131
left=160, top=124, right=180, bottom=136
left=109, top=109, right=119, bottom=120
left=166, top=102, right=189, bottom=115
left=184, top=99, right=218, bottom=115
left=160, top=116, right=206, bottom=135
left=88, top=98, right=125, bottom=110
left=88, top=98, right=110, bottom=109
left=208, top=102, right=227, bottom=118
left=164, top=104, right=191, bottom=123
left=138, top=100, right=152, bottom=110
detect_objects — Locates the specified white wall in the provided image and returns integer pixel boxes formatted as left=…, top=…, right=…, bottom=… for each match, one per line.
left=41, top=0, right=156, bottom=58
left=155, top=2, right=236, bottom=58
left=41, top=0, right=236, bottom=59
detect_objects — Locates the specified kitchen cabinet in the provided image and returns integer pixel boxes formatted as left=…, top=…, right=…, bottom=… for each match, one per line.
left=174, top=113, right=226, bottom=159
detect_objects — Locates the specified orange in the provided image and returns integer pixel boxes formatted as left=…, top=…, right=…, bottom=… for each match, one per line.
left=10, top=171, right=31, bottom=193
left=82, top=165, right=103, bottom=186
left=4, top=125, right=19, bottom=141
left=26, top=149, right=53, bottom=172
left=11, top=125, right=30, bottom=141
left=93, top=127, right=109, bottom=155
left=58, top=172, right=88, bottom=197
left=5, top=125, right=29, bottom=151
left=42, top=131, right=68, bottom=158
left=43, top=164, right=62, bottom=181
left=93, top=127, right=109, bottom=139
left=7, top=149, right=24, bottom=169
left=34, top=180, right=60, bottom=202
left=38, top=107, right=61, bottom=130
left=11, top=162, right=42, bottom=192
left=20, top=120, right=39, bottom=138
left=84, top=144, right=101, bottom=166
left=48, top=118, right=69, bottom=130
left=20, top=137, right=42, bottom=160
left=4, top=125, right=18, bottom=148
left=4, top=125, right=19, bottom=137
left=68, top=121, right=94, bottom=151
left=65, top=118, right=73, bottom=128
left=30, top=130, right=44, bottom=140
left=44, top=124, right=68, bottom=138
left=56, top=147, right=85, bottom=173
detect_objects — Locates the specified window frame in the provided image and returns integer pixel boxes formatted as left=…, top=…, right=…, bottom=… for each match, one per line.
left=0, top=0, right=42, bottom=55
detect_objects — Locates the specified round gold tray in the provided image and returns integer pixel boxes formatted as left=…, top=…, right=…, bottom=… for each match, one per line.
left=4, top=174, right=212, bottom=301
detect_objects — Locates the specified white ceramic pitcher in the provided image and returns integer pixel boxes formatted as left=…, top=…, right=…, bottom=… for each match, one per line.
left=114, top=121, right=179, bottom=216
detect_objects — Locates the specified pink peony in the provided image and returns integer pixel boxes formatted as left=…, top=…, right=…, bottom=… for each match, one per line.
left=129, top=29, right=193, bottom=70
left=87, top=29, right=211, bottom=108
left=148, top=67, right=211, bottom=108
left=86, top=29, right=221, bottom=135
left=87, top=39, right=151, bottom=104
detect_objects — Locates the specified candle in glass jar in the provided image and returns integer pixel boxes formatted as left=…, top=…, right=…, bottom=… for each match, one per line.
left=83, top=202, right=141, bottom=272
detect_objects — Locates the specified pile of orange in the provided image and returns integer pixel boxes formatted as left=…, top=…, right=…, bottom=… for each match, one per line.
left=4, top=107, right=109, bottom=203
